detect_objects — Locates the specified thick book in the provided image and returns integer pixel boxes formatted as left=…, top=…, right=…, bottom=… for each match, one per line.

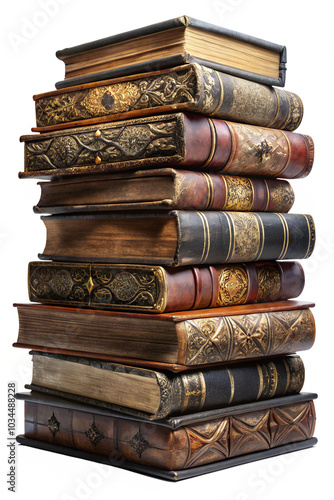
left=33, top=169, right=295, bottom=215
left=13, top=300, right=316, bottom=369
left=38, top=211, right=316, bottom=266
left=26, top=352, right=305, bottom=420
left=19, top=113, right=314, bottom=180
left=34, top=64, right=301, bottom=133
left=16, top=391, right=317, bottom=480
left=55, top=16, right=287, bottom=89
left=27, top=261, right=305, bottom=312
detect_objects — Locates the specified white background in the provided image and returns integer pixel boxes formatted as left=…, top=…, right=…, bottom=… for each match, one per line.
left=1, top=0, right=332, bottom=498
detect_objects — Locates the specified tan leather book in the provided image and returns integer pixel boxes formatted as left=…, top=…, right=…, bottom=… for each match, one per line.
left=14, top=301, right=316, bottom=369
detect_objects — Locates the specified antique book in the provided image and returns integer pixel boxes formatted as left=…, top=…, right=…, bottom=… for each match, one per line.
left=38, top=211, right=316, bottom=266
left=55, top=16, right=287, bottom=89
left=19, top=113, right=314, bottom=180
left=34, top=64, right=302, bottom=133
left=27, top=261, right=305, bottom=312
left=33, top=169, right=295, bottom=215
left=16, top=391, right=317, bottom=480
left=26, top=352, right=305, bottom=420
left=13, top=300, right=316, bottom=369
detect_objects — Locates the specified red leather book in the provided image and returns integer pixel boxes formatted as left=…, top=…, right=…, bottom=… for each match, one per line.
left=27, top=260, right=305, bottom=313
left=19, top=113, right=314, bottom=179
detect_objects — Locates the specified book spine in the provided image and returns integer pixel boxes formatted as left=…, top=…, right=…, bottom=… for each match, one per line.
left=34, top=64, right=302, bottom=132
left=200, top=68, right=303, bottom=131
left=181, top=114, right=314, bottom=179
left=22, top=398, right=316, bottom=471
left=174, top=211, right=316, bottom=266
left=157, top=355, right=305, bottom=418
left=174, top=172, right=295, bottom=212
left=175, top=307, right=315, bottom=366
left=27, top=261, right=305, bottom=313
left=21, top=113, right=314, bottom=179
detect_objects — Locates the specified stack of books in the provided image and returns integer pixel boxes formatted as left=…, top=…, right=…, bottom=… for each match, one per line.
left=14, top=16, right=317, bottom=481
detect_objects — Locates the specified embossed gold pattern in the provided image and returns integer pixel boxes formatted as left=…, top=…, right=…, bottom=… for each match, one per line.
left=29, top=263, right=166, bottom=312
left=25, top=118, right=179, bottom=172
left=223, top=176, right=253, bottom=211
left=184, top=309, right=314, bottom=366
left=35, top=68, right=197, bottom=127
left=228, top=212, right=261, bottom=262
left=223, top=123, right=289, bottom=177
left=256, top=265, right=281, bottom=302
left=216, top=265, right=248, bottom=306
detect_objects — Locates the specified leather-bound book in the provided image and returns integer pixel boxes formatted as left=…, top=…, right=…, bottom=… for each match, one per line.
left=25, top=351, right=306, bottom=420
left=55, top=16, right=287, bottom=89
left=34, top=64, right=302, bottom=133
left=27, top=261, right=305, bottom=312
left=16, top=391, right=317, bottom=480
left=37, top=211, right=316, bottom=266
left=19, top=113, right=314, bottom=180
left=33, top=169, right=295, bottom=215
left=13, top=300, right=316, bottom=369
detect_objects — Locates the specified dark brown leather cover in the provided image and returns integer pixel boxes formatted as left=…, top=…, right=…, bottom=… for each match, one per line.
left=19, top=391, right=316, bottom=472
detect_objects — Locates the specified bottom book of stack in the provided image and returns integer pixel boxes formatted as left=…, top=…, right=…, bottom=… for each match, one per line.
left=16, top=391, right=317, bottom=481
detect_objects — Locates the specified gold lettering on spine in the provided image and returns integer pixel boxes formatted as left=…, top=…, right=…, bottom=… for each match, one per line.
left=198, top=212, right=211, bottom=263
left=202, top=173, right=215, bottom=209
left=226, top=368, right=235, bottom=405
left=202, top=118, right=217, bottom=168
left=181, top=373, right=206, bottom=413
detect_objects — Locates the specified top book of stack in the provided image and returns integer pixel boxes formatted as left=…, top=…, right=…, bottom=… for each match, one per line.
left=54, top=15, right=287, bottom=89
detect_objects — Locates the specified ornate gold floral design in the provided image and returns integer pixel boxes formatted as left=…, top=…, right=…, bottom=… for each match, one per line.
left=35, top=68, right=197, bottom=127
left=183, top=309, right=314, bottom=366
left=223, top=176, right=253, bottom=211
left=216, top=265, right=248, bottom=306
left=256, top=265, right=281, bottom=302
left=25, top=119, right=179, bottom=171
left=29, top=263, right=166, bottom=311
